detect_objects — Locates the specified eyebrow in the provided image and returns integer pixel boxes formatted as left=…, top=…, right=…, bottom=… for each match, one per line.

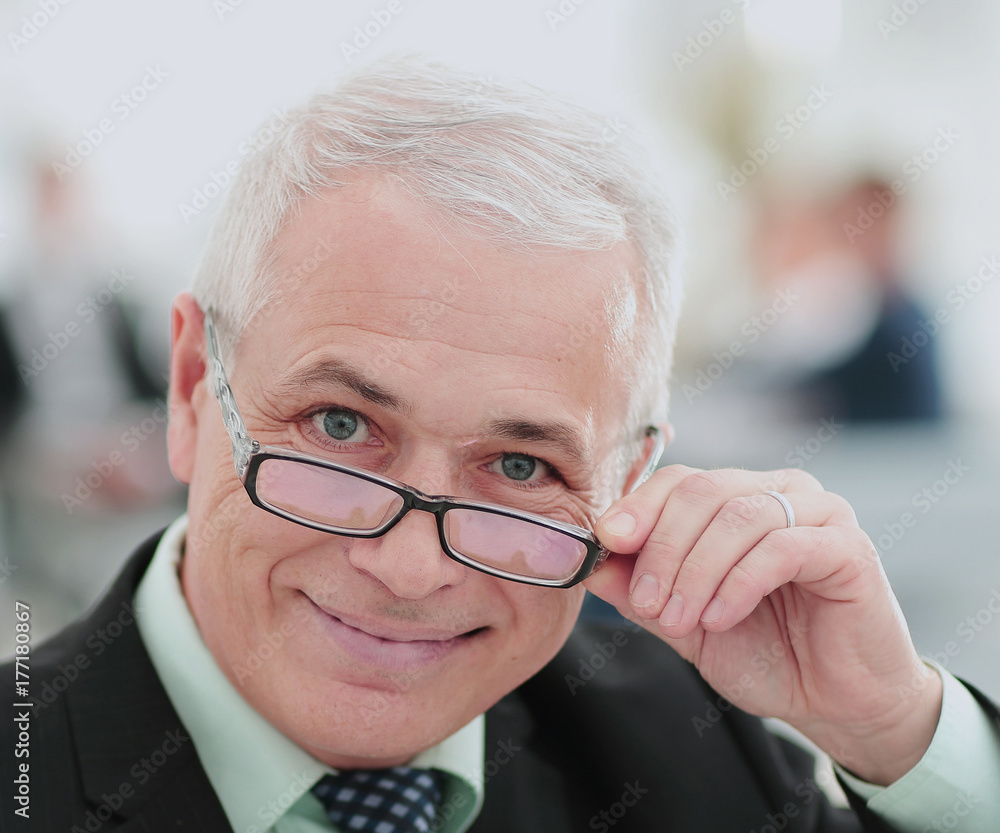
left=271, top=362, right=590, bottom=466
left=272, top=360, right=412, bottom=413
left=481, top=417, right=590, bottom=468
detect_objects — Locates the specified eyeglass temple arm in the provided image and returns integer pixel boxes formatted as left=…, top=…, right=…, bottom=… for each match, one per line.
left=588, top=426, right=665, bottom=575
left=204, top=312, right=258, bottom=480
left=627, top=426, right=666, bottom=495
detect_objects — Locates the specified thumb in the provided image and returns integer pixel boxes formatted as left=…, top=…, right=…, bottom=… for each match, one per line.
left=584, top=551, right=701, bottom=665
left=582, top=552, right=638, bottom=617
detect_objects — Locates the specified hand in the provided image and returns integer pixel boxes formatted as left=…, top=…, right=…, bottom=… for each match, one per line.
left=584, top=464, right=942, bottom=786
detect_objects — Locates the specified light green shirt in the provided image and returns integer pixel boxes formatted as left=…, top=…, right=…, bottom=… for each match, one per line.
left=838, top=658, right=1000, bottom=831
left=136, top=516, right=1000, bottom=832
left=135, top=515, right=483, bottom=833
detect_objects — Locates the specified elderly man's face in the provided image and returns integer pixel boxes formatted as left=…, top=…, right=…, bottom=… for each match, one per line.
left=169, top=176, right=644, bottom=768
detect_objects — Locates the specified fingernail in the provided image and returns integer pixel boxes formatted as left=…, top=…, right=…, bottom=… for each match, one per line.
left=630, top=572, right=660, bottom=608
left=602, top=512, right=636, bottom=537
left=660, top=593, right=684, bottom=626
left=701, top=597, right=725, bottom=623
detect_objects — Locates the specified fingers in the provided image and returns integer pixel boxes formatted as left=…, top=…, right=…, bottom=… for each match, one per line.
left=700, top=525, right=878, bottom=633
left=636, top=488, right=855, bottom=631
left=597, top=465, right=826, bottom=555
left=593, top=464, right=861, bottom=639
left=596, top=464, right=700, bottom=549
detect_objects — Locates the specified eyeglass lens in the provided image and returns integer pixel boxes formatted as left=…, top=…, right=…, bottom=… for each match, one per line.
left=257, top=458, right=404, bottom=529
left=254, top=458, right=588, bottom=582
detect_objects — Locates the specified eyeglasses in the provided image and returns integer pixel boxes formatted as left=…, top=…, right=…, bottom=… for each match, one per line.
left=203, top=311, right=664, bottom=587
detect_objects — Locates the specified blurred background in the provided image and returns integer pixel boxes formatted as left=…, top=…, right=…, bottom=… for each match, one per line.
left=0, top=0, right=997, bottom=708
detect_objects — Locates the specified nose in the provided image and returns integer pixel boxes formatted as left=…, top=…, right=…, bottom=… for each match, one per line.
left=346, top=505, right=466, bottom=600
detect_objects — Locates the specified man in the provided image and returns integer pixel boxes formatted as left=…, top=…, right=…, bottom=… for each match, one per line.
left=3, top=58, right=998, bottom=832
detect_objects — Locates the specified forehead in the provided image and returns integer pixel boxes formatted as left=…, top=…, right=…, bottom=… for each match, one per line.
left=244, top=177, right=641, bottom=441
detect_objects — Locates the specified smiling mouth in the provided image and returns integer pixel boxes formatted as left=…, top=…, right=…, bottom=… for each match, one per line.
left=306, top=596, right=486, bottom=671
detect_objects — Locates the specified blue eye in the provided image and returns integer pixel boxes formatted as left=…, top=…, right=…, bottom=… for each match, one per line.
left=312, top=409, right=371, bottom=443
left=488, top=452, right=550, bottom=483
left=502, top=454, right=536, bottom=481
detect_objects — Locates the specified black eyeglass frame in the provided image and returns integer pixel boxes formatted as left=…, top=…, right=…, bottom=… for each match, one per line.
left=203, top=310, right=665, bottom=588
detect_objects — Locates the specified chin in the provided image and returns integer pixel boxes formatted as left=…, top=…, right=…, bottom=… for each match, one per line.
left=283, top=684, right=474, bottom=768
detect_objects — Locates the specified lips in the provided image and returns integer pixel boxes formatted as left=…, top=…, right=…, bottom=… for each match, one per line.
left=306, top=596, right=483, bottom=671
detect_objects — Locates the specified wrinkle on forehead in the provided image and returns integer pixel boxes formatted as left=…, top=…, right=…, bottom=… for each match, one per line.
left=253, top=180, right=641, bottom=431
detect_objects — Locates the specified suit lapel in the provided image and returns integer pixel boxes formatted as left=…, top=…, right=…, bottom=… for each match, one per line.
left=468, top=691, right=576, bottom=833
left=63, top=531, right=233, bottom=832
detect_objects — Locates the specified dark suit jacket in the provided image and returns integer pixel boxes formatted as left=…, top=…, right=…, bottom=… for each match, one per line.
left=4, top=530, right=993, bottom=832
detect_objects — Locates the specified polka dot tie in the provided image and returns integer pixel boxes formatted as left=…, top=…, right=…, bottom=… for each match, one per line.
left=312, top=766, right=446, bottom=833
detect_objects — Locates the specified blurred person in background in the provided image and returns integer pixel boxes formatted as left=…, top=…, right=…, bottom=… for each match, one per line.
left=0, top=156, right=180, bottom=632
left=749, top=175, right=943, bottom=423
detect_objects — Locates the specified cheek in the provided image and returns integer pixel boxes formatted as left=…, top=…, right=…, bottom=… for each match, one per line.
left=181, top=463, right=316, bottom=680
left=435, top=583, right=584, bottom=724
left=504, top=585, right=585, bottom=665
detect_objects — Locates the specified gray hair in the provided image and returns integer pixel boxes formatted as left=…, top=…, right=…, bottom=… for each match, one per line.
left=192, top=57, right=683, bottom=482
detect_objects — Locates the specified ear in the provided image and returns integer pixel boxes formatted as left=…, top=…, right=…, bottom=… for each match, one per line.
left=621, top=421, right=673, bottom=495
left=167, top=292, right=208, bottom=485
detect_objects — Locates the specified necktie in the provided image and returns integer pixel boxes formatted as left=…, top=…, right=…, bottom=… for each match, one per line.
left=313, top=766, right=446, bottom=833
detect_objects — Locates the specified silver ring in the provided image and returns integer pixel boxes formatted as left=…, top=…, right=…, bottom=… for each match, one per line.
left=763, top=490, right=796, bottom=529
